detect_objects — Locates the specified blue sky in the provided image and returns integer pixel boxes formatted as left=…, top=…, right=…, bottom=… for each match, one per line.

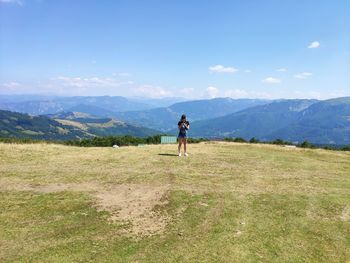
left=0, top=0, right=349, bottom=99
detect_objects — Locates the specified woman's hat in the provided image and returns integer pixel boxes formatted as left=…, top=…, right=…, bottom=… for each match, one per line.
left=181, top=114, right=186, bottom=119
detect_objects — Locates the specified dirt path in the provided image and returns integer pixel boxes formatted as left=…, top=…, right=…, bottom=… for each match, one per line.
left=0, top=179, right=170, bottom=236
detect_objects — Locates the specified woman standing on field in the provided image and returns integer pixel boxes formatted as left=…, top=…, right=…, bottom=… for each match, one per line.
left=178, top=114, right=190, bottom=156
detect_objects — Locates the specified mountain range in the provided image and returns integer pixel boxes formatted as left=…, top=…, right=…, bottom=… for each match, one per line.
left=0, top=95, right=177, bottom=116
left=113, top=98, right=271, bottom=131
left=0, top=96, right=271, bottom=131
left=189, top=97, right=350, bottom=145
left=0, top=110, right=159, bottom=140
left=0, top=95, right=349, bottom=145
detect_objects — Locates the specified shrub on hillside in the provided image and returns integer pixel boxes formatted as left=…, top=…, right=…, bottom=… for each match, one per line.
left=270, top=139, right=293, bottom=145
left=65, top=134, right=207, bottom=147
left=249, top=137, right=260, bottom=143
left=187, top=138, right=209, bottom=143
left=299, top=140, right=315, bottom=149
left=0, top=137, right=60, bottom=144
left=224, top=137, right=247, bottom=143
left=341, top=145, right=350, bottom=151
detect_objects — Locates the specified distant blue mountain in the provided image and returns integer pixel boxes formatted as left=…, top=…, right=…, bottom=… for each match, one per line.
left=128, top=97, right=187, bottom=108
left=2, top=95, right=349, bottom=145
left=0, top=96, right=154, bottom=115
left=189, top=97, right=350, bottom=145
left=0, top=110, right=160, bottom=140
left=114, top=98, right=271, bottom=131
left=265, top=97, right=350, bottom=144
left=67, top=104, right=116, bottom=117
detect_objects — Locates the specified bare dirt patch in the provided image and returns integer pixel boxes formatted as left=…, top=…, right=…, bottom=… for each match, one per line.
left=339, top=205, right=350, bottom=221
left=95, top=184, right=170, bottom=236
left=0, top=179, right=170, bottom=236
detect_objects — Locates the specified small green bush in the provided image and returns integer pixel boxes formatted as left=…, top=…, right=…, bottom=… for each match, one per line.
left=249, top=137, right=260, bottom=143
left=224, top=137, right=247, bottom=143
left=299, top=140, right=315, bottom=148
left=341, top=145, right=350, bottom=151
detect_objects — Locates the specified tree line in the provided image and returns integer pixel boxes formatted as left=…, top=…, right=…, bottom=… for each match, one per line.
left=223, top=137, right=350, bottom=151
left=0, top=135, right=349, bottom=151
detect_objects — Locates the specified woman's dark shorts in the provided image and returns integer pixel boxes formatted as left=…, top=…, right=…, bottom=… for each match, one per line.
left=178, top=132, right=187, bottom=139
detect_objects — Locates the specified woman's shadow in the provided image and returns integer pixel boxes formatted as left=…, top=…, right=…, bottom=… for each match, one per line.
left=158, top=153, right=178, bottom=157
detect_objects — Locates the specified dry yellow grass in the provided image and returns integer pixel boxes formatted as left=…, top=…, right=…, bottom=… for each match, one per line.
left=54, top=119, right=88, bottom=130
left=0, top=142, right=349, bottom=262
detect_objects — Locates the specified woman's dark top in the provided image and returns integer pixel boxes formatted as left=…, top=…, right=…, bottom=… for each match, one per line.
left=178, top=121, right=190, bottom=135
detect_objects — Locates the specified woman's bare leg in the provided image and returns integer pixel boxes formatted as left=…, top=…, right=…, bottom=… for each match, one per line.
left=178, top=138, right=182, bottom=154
left=184, top=138, right=187, bottom=153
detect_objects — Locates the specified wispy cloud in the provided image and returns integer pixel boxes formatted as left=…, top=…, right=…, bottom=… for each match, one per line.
left=244, top=69, right=252, bottom=73
left=224, top=89, right=249, bottom=98
left=308, top=41, right=320, bottom=49
left=179, top=88, right=194, bottom=95
left=53, top=77, right=171, bottom=97
left=262, top=77, right=281, bottom=84
left=53, top=76, right=122, bottom=88
left=276, top=68, right=287, bottom=72
left=117, top=72, right=131, bottom=77
left=132, top=85, right=172, bottom=98
left=209, top=64, right=238, bottom=73
left=0, top=0, right=23, bottom=6
left=294, top=72, right=312, bottom=79
left=0, top=81, right=25, bottom=94
left=2, top=82, right=21, bottom=88
left=206, top=86, right=219, bottom=98
left=225, top=89, right=274, bottom=99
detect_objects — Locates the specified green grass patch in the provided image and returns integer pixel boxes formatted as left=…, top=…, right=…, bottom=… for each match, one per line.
left=0, top=142, right=349, bottom=262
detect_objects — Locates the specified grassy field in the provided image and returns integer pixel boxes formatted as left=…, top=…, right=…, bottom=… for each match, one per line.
left=0, top=142, right=349, bottom=262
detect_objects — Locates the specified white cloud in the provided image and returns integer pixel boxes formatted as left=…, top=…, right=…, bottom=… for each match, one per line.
left=294, top=72, right=312, bottom=79
left=0, top=0, right=23, bottom=5
left=132, top=85, right=172, bottom=98
left=292, top=90, right=324, bottom=99
left=224, top=89, right=276, bottom=99
left=2, top=76, right=173, bottom=97
left=206, top=86, right=219, bottom=98
left=276, top=68, right=287, bottom=72
left=262, top=77, right=281, bottom=84
left=50, top=76, right=137, bottom=96
left=244, top=70, right=252, bottom=73
left=308, top=41, right=320, bottom=49
left=0, top=82, right=21, bottom=93
left=329, top=89, right=348, bottom=98
left=209, top=64, right=238, bottom=73
left=117, top=72, right=131, bottom=77
left=179, top=88, right=194, bottom=95
left=54, top=76, right=122, bottom=88
left=2, top=82, right=21, bottom=88
left=251, top=91, right=275, bottom=99
left=307, top=91, right=322, bottom=99
left=224, top=89, right=249, bottom=98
